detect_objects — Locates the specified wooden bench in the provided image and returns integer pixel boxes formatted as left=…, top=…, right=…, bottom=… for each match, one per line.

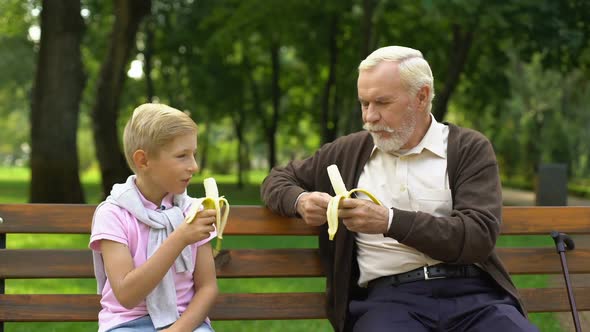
left=0, top=204, right=589, bottom=330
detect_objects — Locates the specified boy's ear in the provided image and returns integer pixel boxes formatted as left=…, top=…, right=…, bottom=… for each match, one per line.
left=133, top=149, right=149, bottom=170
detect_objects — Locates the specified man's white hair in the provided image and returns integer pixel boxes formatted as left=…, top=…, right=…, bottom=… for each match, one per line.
left=359, top=46, right=435, bottom=113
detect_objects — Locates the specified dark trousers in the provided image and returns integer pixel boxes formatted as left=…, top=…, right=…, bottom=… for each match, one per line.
left=349, top=277, right=539, bottom=332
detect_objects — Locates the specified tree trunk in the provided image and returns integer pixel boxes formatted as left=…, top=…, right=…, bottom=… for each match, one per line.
left=360, top=0, right=378, bottom=59
left=267, top=39, right=280, bottom=171
left=332, top=81, right=342, bottom=136
left=431, top=24, right=473, bottom=121
left=320, top=13, right=340, bottom=145
left=29, top=0, right=86, bottom=203
left=91, top=0, right=151, bottom=198
left=144, top=17, right=155, bottom=101
left=245, top=55, right=263, bottom=173
left=199, top=117, right=210, bottom=171
left=232, top=110, right=246, bottom=189
left=347, top=0, right=379, bottom=133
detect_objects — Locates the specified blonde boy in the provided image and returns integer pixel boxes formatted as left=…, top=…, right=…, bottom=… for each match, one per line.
left=90, top=103, right=218, bottom=332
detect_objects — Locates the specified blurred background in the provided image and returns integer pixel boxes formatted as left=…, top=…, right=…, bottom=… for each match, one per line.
left=1, top=0, right=589, bottom=204
left=0, top=1, right=589, bottom=331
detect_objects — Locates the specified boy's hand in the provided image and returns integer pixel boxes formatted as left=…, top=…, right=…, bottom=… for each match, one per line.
left=179, top=209, right=217, bottom=245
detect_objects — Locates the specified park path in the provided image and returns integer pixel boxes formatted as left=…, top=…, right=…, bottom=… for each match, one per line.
left=502, top=187, right=589, bottom=331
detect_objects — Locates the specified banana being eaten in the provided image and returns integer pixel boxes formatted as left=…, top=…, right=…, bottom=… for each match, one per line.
left=326, top=164, right=382, bottom=240
left=184, top=177, right=230, bottom=254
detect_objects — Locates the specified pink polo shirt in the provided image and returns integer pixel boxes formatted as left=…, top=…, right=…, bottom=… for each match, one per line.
left=89, top=191, right=216, bottom=332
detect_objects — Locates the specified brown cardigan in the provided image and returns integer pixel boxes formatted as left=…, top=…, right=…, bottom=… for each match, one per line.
left=261, top=123, right=524, bottom=332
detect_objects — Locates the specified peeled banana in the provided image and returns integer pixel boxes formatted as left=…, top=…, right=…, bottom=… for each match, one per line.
left=326, top=164, right=382, bottom=240
left=184, top=177, right=230, bottom=254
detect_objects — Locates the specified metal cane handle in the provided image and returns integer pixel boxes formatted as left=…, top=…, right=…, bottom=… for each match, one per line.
left=550, top=231, right=575, bottom=252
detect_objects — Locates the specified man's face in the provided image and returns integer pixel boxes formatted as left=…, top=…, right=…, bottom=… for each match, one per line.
left=357, top=61, right=420, bottom=153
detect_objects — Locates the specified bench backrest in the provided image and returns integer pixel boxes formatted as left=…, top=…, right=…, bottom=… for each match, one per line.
left=0, top=204, right=589, bottom=323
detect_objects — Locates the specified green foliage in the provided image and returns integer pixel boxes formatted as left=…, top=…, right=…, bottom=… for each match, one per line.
left=0, top=37, right=35, bottom=92
left=76, top=113, right=97, bottom=173
left=1, top=0, right=590, bottom=207
left=0, top=1, right=35, bottom=166
left=489, top=52, right=590, bottom=182
left=0, top=110, right=29, bottom=166
left=569, top=181, right=590, bottom=198
left=0, top=0, right=35, bottom=36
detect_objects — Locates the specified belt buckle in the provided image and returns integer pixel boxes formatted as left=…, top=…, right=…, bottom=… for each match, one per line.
left=423, top=266, right=445, bottom=280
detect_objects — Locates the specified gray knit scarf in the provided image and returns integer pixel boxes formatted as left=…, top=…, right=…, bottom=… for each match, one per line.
left=92, top=175, right=194, bottom=329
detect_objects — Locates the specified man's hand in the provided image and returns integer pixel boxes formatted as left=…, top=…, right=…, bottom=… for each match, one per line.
left=296, top=192, right=332, bottom=226
left=338, top=198, right=389, bottom=234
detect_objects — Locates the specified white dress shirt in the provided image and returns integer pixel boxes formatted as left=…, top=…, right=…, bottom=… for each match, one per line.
left=355, top=115, right=452, bottom=286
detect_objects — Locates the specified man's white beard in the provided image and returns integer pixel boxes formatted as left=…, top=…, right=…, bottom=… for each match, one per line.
left=363, top=107, right=417, bottom=153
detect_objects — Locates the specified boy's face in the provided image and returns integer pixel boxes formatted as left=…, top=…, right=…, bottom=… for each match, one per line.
left=143, top=132, right=198, bottom=198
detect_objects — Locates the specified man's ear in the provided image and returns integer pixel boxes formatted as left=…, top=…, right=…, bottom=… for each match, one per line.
left=416, top=85, right=430, bottom=112
left=132, top=149, right=148, bottom=170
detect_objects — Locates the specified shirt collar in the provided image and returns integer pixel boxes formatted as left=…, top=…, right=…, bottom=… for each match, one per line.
left=370, top=114, right=446, bottom=159
left=133, top=177, right=175, bottom=210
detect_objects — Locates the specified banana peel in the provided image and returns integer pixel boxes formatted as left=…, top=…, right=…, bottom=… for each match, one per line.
left=184, top=177, right=230, bottom=256
left=326, top=164, right=382, bottom=240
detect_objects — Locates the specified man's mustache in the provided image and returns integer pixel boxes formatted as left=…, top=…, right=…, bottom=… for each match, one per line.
left=363, top=123, right=395, bottom=133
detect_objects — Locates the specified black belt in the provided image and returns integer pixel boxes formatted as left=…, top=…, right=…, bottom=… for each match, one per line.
left=367, top=264, right=483, bottom=288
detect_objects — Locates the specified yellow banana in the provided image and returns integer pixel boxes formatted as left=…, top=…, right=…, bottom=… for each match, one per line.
left=184, top=177, right=230, bottom=255
left=326, top=164, right=382, bottom=240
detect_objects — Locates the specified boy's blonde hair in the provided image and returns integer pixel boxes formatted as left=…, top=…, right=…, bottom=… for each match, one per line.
left=123, top=103, right=198, bottom=172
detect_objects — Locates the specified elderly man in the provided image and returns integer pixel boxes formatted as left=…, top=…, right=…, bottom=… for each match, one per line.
left=261, top=46, right=538, bottom=332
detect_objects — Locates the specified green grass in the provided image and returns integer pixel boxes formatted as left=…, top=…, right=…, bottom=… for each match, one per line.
left=1, top=166, right=564, bottom=331
left=0, top=166, right=269, bottom=204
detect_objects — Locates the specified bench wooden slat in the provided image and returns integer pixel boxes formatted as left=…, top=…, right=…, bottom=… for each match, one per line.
left=0, top=287, right=588, bottom=322
left=0, top=249, right=93, bottom=278
left=0, top=249, right=324, bottom=278
left=2, top=204, right=590, bottom=235
left=1, top=248, right=589, bottom=278
left=496, top=247, right=590, bottom=274
left=0, top=204, right=316, bottom=235
left=521, top=287, right=590, bottom=312
left=501, top=206, right=590, bottom=235
left=0, top=293, right=326, bottom=321
left=215, top=249, right=323, bottom=277
left=0, top=204, right=94, bottom=234
left=213, top=293, right=326, bottom=320
left=0, top=294, right=100, bottom=322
